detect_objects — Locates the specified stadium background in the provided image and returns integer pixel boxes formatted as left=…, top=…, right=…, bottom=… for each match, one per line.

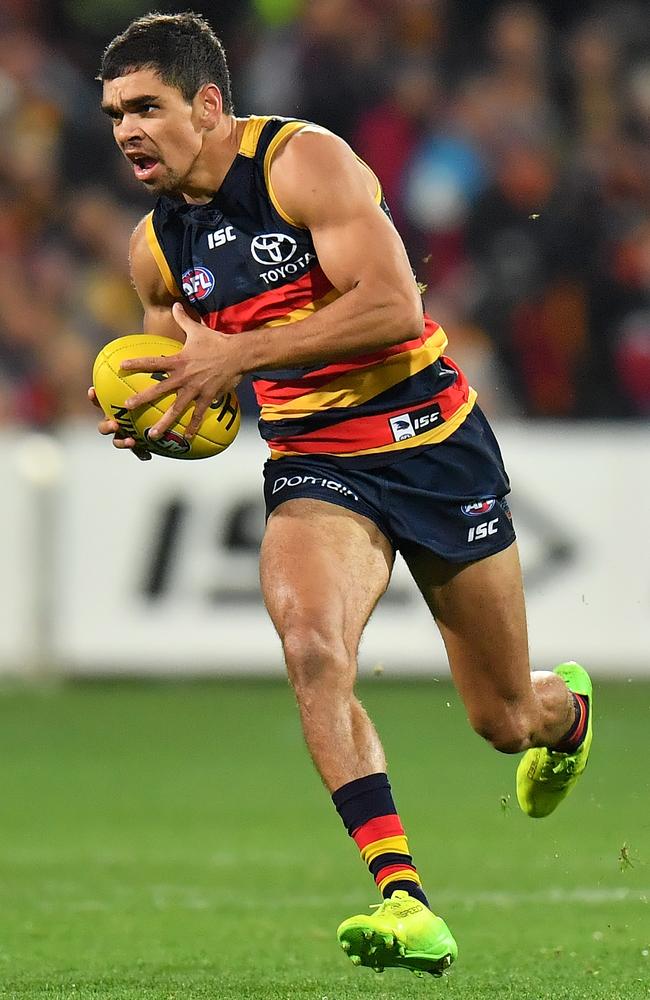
left=0, top=0, right=648, bottom=677
left=1, top=0, right=649, bottom=425
left=0, top=3, right=649, bottom=998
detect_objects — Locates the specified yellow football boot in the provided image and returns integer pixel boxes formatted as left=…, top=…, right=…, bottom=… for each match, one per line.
left=337, top=890, right=457, bottom=978
left=517, top=661, right=593, bottom=818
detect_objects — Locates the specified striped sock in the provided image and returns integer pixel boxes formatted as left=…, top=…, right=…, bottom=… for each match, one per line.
left=332, top=772, right=430, bottom=908
left=554, top=692, right=589, bottom=752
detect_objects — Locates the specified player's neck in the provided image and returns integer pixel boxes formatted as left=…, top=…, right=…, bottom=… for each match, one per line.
left=180, top=115, right=245, bottom=205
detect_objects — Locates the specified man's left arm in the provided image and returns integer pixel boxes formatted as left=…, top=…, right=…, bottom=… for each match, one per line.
left=240, top=126, right=425, bottom=370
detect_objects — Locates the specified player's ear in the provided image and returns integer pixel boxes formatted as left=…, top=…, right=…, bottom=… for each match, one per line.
left=196, top=83, right=222, bottom=130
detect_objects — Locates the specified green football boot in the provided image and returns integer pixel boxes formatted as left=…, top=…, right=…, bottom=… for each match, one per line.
left=337, top=890, right=458, bottom=978
left=517, top=661, right=593, bottom=818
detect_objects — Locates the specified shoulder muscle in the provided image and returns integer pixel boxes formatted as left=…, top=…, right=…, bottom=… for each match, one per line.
left=268, top=127, right=422, bottom=316
left=270, top=128, right=379, bottom=229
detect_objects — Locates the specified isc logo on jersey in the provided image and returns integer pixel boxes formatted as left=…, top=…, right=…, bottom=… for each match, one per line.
left=182, top=266, right=215, bottom=301
left=207, top=226, right=236, bottom=249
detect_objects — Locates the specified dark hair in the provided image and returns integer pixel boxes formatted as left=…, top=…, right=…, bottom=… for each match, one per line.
left=100, top=11, right=233, bottom=112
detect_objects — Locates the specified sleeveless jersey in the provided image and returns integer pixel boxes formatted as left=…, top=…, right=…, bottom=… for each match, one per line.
left=147, top=116, right=476, bottom=463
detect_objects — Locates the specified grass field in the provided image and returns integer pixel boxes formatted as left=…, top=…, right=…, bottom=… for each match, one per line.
left=0, top=678, right=648, bottom=999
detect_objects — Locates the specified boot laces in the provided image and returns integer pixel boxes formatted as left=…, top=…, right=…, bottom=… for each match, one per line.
left=540, top=750, right=578, bottom=782
left=370, top=895, right=406, bottom=915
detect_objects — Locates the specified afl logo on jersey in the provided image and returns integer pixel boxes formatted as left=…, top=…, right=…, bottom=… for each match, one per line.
left=461, top=499, right=497, bottom=517
left=251, top=233, right=297, bottom=266
left=182, top=266, right=215, bottom=301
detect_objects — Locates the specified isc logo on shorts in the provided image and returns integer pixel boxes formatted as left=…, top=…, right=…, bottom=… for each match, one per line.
left=389, top=403, right=443, bottom=442
left=467, top=518, right=499, bottom=542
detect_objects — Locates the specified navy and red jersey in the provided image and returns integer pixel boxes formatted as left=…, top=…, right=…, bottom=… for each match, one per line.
left=147, top=115, right=476, bottom=463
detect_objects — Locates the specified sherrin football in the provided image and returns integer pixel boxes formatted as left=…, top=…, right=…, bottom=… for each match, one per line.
left=92, top=334, right=240, bottom=459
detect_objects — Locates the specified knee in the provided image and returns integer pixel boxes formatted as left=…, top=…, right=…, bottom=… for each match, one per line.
left=469, top=704, right=532, bottom=754
left=282, top=622, right=352, bottom=699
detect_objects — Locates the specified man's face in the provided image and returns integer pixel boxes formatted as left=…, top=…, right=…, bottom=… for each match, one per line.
left=101, top=68, right=204, bottom=194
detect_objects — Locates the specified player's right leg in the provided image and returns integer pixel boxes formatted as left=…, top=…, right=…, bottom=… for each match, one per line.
left=260, top=496, right=457, bottom=977
left=260, top=497, right=394, bottom=791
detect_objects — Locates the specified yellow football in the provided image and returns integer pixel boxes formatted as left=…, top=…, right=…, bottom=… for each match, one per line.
left=92, top=334, right=240, bottom=460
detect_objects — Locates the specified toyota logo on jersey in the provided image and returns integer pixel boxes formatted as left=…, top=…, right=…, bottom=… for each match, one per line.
left=461, top=499, right=497, bottom=516
left=182, top=266, right=215, bottom=301
left=251, top=233, right=297, bottom=266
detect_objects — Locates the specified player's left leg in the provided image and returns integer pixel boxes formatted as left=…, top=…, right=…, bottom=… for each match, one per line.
left=402, top=540, right=592, bottom=816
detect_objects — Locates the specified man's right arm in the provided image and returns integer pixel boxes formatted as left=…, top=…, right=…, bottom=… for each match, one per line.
left=89, top=215, right=181, bottom=456
left=129, top=215, right=184, bottom=341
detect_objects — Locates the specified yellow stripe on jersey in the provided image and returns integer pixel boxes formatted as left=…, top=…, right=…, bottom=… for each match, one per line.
left=264, top=121, right=310, bottom=228
left=262, top=287, right=341, bottom=328
left=239, top=115, right=271, bottom=158
left=264, top=122, right=383, bottom=227
left=360, top=835, right=411, bottom=866
left=268, top=388, right=478, bottom=460
left=355, top=155, right=383, bottom=205
left=145, top=212, right=181, bottom=298
left=260, top=326, right=448, bottom=422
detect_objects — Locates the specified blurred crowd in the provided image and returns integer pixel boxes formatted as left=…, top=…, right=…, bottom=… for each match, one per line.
left=0, top=0, right=648, bottom=428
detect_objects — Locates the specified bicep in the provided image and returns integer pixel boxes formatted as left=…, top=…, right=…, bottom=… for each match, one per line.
left=142, top=304, right=185, bottom=341
left=311, top=198, right=416, bottom=298
left=272, top=131, right=420, bottom=300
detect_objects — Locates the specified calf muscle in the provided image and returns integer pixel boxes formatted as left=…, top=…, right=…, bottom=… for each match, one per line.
left=403, top=542, right=573, bottom=751
left=260, top=499, right=394, bottom=789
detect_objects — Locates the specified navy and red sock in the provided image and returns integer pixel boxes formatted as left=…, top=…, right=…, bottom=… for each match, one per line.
left=554, top=692, right=589, bottom=753
left=332, top=772, right=430, bottom=908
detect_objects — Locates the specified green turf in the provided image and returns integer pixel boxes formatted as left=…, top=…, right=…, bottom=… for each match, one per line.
left=0, top=678, right=648, bottom=999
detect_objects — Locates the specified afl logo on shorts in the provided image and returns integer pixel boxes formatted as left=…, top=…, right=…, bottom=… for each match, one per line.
left=461, top=499, right=496, bottom=516
left=182, top=266, right=215, bottom=301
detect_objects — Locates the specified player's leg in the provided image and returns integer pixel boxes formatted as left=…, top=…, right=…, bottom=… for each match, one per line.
left=260, top=497, right=393, bottom=791
left=402, top=540, right=592, bottom=815
left=260, top=497, right=457, bottom=975
left=403, top=541, right=570, bottom=749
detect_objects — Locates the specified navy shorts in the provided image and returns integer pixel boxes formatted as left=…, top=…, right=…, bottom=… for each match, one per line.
left=263, top=405, right=516, bottom=563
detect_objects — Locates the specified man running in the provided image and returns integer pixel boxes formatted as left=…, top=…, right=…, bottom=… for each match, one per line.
left=91, top=12, right=593, bottom=980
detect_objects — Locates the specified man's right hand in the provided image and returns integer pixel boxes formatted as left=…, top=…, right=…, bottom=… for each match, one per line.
left=87, top=386, right=152, bottom=461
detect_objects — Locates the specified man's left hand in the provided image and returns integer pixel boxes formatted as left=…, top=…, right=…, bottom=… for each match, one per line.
left=120, top=303, right=242, bottom=440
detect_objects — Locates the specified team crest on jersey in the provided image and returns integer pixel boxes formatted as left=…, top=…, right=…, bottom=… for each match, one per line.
left=461, top=499, right=496, bottom=516
left=182, top=266, right=215, bottom=301
left=389, top=414, right=416, bottom=441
